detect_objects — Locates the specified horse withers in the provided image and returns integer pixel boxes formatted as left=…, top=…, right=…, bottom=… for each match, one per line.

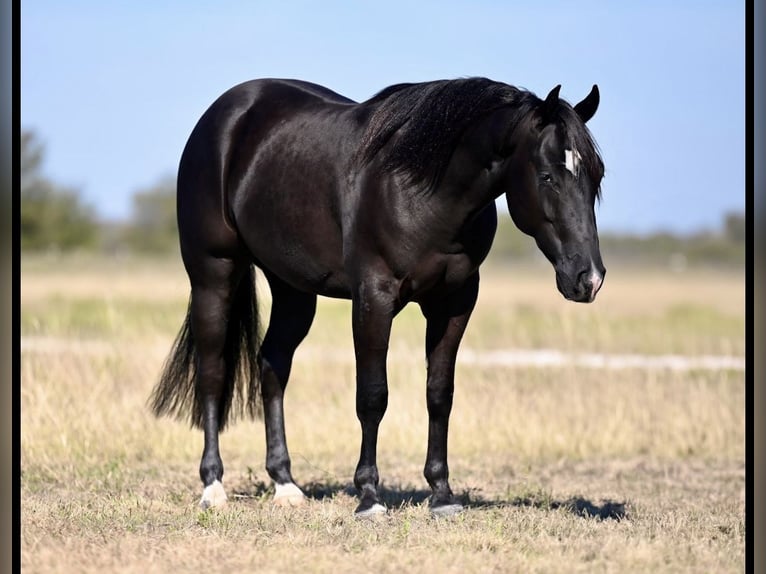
left=149, top=77, right=606, bottom=516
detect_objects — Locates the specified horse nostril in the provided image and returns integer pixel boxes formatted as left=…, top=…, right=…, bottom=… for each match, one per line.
left=576, top=269, right=590, bottom=288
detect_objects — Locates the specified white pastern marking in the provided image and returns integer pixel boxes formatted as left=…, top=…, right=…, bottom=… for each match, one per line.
left=199, top=479, right=227, bottom=509
left=273, top=482, right=306, bottom=507
left=564, top=148, right=581, bottom=175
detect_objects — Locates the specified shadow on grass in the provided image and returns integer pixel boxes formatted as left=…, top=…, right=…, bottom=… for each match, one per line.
left=232, top=479, right=627, bottom=520
left=496, top=494, right=627, bottom=521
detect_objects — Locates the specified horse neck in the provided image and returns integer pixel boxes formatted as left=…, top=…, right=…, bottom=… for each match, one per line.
left=436, top=107, right=536, bottom=216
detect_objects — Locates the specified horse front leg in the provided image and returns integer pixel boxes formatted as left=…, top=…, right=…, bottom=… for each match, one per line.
left=419, top=272, right=480, bottom=516
left=351, top=279, right=395, bottom=517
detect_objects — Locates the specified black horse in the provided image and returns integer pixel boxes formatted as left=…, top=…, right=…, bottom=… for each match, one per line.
left=150, top=77, right=606, bottom=516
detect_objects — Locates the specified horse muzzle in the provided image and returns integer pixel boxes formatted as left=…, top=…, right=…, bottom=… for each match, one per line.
left=555, top=264, right=605, bottom=303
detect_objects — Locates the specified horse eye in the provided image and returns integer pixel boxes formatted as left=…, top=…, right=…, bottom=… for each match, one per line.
left=539, top=172, right=552, bottom=184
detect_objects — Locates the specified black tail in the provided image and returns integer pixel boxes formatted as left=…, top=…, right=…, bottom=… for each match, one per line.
left=149, top=265, right=262, bottom=430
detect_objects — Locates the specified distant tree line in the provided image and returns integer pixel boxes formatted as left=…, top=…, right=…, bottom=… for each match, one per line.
left=20, top=128, right=745, bottom=268
left=21, top=129, right=178, bottom=254
left=21, top=130, right=100, bottom=251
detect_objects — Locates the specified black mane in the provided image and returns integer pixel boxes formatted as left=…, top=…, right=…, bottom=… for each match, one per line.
left=357, top=77, right=604, bottom=198
left=358, top=77, right=537, bottom=191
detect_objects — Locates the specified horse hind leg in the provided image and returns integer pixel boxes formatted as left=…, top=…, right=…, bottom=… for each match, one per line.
left=189, top=256, right=260, bottom=509
left=260, top=274, right=317, bottom=507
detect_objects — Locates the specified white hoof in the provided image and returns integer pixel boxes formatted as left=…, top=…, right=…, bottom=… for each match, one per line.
left=199, top=480, right=227, bottom=509
left=431, top=503, right=464, bottom=517
left=355, top=503, right=387, bottom=519
left=273, top=482, right=306, bottom=507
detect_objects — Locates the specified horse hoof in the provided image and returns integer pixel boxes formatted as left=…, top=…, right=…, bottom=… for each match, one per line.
left=199, top=480, right=228, bottom=509
left=354, top=503, right=387, bottom=519
left=273, top=483, right=306, bottom=507
left=430, top=503, right=464, bottom=517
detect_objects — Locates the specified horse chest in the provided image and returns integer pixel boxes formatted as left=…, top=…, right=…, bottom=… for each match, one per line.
left=398, top=250, right=476, bottom=302
left=394, top=209, right=496, bottom=300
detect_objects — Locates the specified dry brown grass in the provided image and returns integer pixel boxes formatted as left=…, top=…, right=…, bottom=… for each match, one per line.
left=21, top=255, right=745, bottom=573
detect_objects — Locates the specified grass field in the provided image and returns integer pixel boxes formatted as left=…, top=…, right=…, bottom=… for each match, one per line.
left=21, top=253, right=745, bottom=573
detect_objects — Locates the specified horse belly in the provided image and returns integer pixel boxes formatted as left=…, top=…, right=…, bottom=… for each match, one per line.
left=233, top=195, right=351, bottom=298
left=266, top=249, right=352, bottom=299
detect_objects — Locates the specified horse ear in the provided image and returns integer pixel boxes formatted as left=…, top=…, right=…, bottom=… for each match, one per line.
left=574, top=84, right=599, bottom=123
left=541, top=85, right=561, bottom=122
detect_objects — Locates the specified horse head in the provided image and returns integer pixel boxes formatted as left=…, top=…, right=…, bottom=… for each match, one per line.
left=505, top=84, right=606, bottom=303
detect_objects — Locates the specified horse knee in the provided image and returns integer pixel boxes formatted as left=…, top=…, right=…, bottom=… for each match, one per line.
left=356, top=383, right=388, bottom=422
left=426, top=384, right=454, bottom=418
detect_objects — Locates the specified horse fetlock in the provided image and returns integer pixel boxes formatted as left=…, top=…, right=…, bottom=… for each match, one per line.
left=424, top=460, right=450, bottom=484
left=353, top=465, right=380, bottom=491
left=265, top=453, right=292, bottom=483
left=199, top=458, right=224, bottom=486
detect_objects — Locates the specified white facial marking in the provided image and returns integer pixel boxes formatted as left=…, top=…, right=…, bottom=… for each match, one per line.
left=273, top=482, right=306, bottom=506
left=200, top=479, right=227, bottom=509
left=564, top=148, right=581, bottom=175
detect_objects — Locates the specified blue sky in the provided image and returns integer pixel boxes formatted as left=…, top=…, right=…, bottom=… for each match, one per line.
left=21, top=1, right=745, bottom=234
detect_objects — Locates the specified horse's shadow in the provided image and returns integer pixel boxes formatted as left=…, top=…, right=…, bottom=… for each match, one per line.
left=232, top=480, right=627, bottom=521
